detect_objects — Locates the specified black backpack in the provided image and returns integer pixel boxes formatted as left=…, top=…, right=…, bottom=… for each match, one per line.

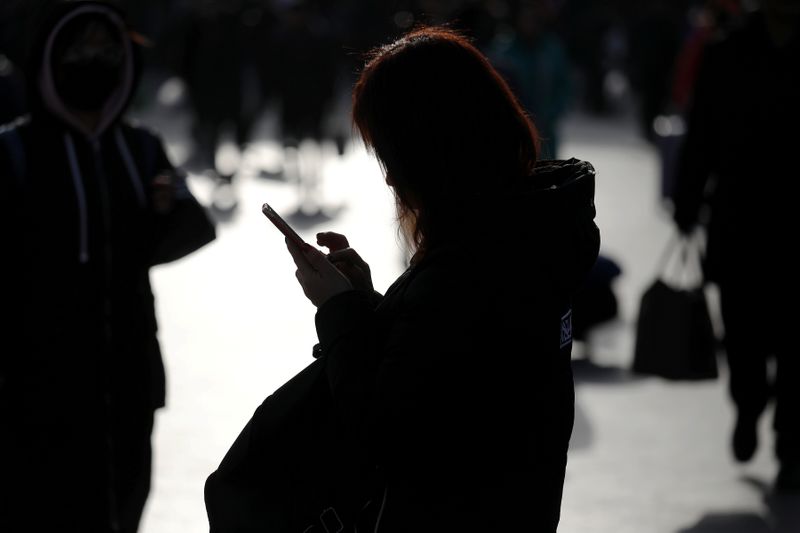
left=205, top=356, right=385, bottom=532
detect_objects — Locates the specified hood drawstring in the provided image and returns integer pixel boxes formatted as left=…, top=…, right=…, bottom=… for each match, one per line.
left=64, top=129, right=147, bottom=264
left=114, top=127, right=146, bottom=209
left=64, top=132, right=90, bottom=264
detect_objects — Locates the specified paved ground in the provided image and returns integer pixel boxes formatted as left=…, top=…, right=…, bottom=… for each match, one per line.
left=131, top=98, right=800, bottom=533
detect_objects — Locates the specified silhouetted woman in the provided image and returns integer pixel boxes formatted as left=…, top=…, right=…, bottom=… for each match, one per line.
left=282, top=27, right=600, bottom=531
left=205, top=26, right=600, bottom=533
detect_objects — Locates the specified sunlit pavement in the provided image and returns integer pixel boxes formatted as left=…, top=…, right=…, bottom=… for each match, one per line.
left=132, top=100, right=800, bottom=533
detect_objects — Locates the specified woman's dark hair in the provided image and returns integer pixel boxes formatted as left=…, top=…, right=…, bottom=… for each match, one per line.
left=352, top=26, right=540, bottom=256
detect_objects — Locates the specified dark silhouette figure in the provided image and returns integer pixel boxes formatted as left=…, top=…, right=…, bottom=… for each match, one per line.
left=178, top=0, right=269, bottom=218
left=668, top=0, right=743, bottom=120
left=264, top=1, right=340, bottom=216
left=672, top=0, right=800, bottom=492
left=488, top=0, right=573, bottom=159
left=627, top=0, right=687, bottom=142
left=558, top=0, right=617, bottom=115
left=655, top=0, right=744, bottom=200
left=0, top=2, right=216, bottom=531
left=206, top=26, right=599, bottom=532
left=268, top=2, right=338, bottom=148
left=180, top=0, right=258, bottom=176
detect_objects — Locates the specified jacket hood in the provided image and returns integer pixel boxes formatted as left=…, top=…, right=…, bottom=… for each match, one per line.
left=24, top=0, right=140, bottom=137
left=448, top=158, right=600, bottom=294
left=520, top=158, right=601, bottom=293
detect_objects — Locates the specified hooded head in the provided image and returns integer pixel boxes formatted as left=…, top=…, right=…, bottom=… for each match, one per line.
left=26, top=1, right=138, bottom=136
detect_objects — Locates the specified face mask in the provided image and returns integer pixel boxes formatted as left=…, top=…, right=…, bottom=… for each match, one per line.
left=56, top=56, right=123, bottom=111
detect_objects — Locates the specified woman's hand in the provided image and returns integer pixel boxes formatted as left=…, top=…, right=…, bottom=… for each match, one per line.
left=317, top=232, right=374, bottom=292
left=285, top=238, right=353, bottom=308
left=151, top=171, right=176, bottom=214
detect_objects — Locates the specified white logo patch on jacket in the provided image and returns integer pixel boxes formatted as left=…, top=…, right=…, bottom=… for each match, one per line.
left=560, top=309, right=573, bottom=349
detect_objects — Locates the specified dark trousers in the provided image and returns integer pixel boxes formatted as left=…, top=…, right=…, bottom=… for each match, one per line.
left=719, top=281, right=800, bottom=462
left=112, top=407, right=155, bottom=533
left=0, top=398, right=154, bottom=533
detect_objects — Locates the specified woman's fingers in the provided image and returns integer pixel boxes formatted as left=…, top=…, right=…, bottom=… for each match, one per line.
left=285, top=237, right=354, bottom=307
left=302, top=243, right=330, bottom=271
left=289, top=236, right=348, bottom=269
left=285, top=237, right=310, bottom=268
left=315, top=235, right=371, bottom=283
left=327, top=248, right=370, bottom=274
left=326, top=248, right=373, bottom=292
left=316, top=231, right=350, bottom=252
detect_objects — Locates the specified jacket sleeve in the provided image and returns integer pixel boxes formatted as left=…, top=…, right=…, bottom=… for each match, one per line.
left=141, top=130, right=217, bottom=266
left=314, top=264, right=494, bottom=469
left=672, top=40, right=721, bottom=233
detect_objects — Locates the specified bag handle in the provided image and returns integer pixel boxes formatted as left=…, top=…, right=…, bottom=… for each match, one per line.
left=655, top=231, right=706, bottom=288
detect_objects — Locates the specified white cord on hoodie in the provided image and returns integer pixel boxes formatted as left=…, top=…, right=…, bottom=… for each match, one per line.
left=63, top=133, right=89, bottom=264
left=374, top=483, right=388, bottom=533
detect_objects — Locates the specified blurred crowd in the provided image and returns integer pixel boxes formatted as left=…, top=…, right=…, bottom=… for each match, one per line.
left=0, top=0, right=769, bottom=439
left=1, top=0, right=750, bottom=167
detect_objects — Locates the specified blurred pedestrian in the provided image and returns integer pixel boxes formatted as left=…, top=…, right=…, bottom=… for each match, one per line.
left=627, top=0, right=687, bottom=142
left=181, top=0, right=253, bottom=176
left=668, top=0, right=742, bottom=118
left=206, top=26, right=599, bottom=532
left=0, top=2, right=216, bottom=531
left=266, top=0, right=339, bottom=216
left=653, top=0, right=743, bottom=200
left=180, top=0, right=265, bottom=217
left=672, top=0, right=800, bottom=492
left=558, top=0, right=616, bottom=116
left=489, top=0, right=573, bottom=158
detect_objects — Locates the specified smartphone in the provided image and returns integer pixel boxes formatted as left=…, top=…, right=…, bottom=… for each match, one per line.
left=261, top=202, right=306, bottom=247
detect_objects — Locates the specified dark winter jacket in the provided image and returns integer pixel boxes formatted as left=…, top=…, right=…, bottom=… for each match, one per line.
left=313, top=158, right=599, bottom=532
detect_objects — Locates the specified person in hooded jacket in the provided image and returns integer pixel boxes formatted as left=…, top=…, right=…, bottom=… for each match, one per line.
left=278, top=27, right=599, bottom=532
left=0, top=2, right=216, bottom=531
